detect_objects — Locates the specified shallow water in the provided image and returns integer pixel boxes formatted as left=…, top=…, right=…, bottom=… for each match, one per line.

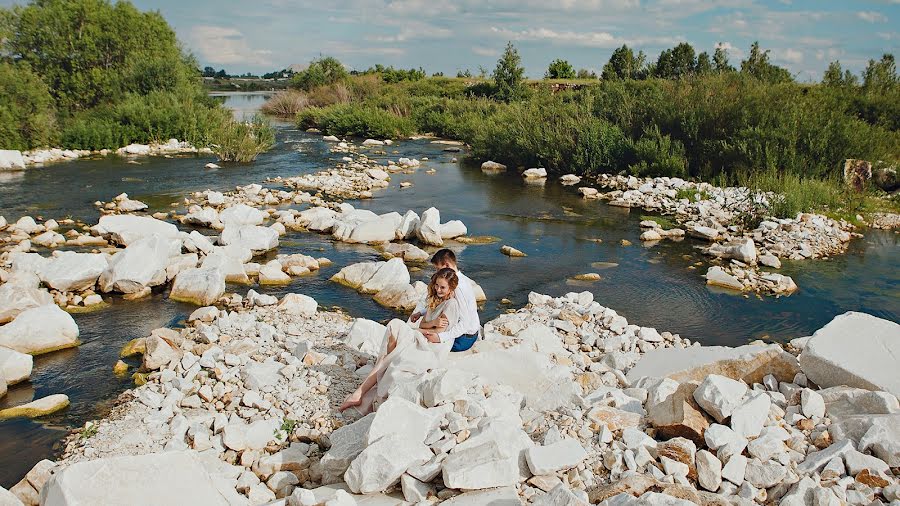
left=1, top=93, right=897, bottom=486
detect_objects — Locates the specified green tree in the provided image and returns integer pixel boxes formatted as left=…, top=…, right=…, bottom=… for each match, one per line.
left=493, top=42, right=526, bottom=102
left=2, top=0, right=193, bottom=111
left=740, top=42, right=792, bottom=83
left=202, top=66, right=216, bottom=77
left=713, top=45, right=734, bottom=72
left=291, top=56, right=348, bottom=91
left=576, top=68, right=597, bottom=79
left=822, top=61, right=858, bottom=87
left=545, top=58, right=576, bottom=79
left=862, top=54, right=897, bottom=92
left=602, top=45, right=646, bottom=80
left=696, top=52, right=713, bottom=75
left=0, top=61, right=57, bottom=149
left=654, top=43, right=697, bottom=79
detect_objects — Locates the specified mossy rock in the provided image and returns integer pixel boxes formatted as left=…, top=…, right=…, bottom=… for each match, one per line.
left=132, top=372, right=149, bottom=386
left=0, top=394, right=69, bottom=419
left=120, top=338, right=146, bottom=358
left=456, top=235, right=500, bottom=245
left=113, top=360, right=129, bottom=376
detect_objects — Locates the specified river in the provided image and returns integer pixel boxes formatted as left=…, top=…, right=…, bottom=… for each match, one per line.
left=0, top=92, right=897, bottom=487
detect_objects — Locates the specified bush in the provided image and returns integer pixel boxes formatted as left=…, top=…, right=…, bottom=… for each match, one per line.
left=0, top=62, right=57, bottom=150
left=260, top=90, right=310, bottom=116
left=212, top=115, right=276, bottom=163
left=628, top=125, right=687, bottom=178
left=291, top=56, right=348, bottom=91
left=297, top=104, right=413, bottom=139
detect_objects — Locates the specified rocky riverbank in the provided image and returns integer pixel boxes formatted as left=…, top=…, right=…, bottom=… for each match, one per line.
left=0, top=140, right=212, bottom=171
left=3, top=290, right=897, bottom=505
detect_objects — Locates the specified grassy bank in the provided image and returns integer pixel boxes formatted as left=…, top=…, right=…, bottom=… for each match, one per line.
left=276, top=70, right=898, bottom=218
left=0, top=0, right=273, bottom=162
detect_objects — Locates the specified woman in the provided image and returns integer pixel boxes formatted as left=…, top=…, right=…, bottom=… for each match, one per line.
left=340, top=268, right=461, bottom=414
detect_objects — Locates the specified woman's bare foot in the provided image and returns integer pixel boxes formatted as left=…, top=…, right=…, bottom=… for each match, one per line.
left=339, top=392, right=362, bottom=412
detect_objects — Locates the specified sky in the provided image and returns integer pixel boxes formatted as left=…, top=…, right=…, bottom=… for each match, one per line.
left=3, top=0, right=899, bottom=81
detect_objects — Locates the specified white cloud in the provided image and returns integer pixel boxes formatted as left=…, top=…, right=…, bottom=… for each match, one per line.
left=472, top=46, right=500, bottom=57
left=857, top=11, right=887, bottom=23
left=489, top=26, right=682, bottom=48
left=715, top=41, right=745, bottom=60
left=368, top=21, right=452, bottom=43
left=776, top=48, right=804, bottom=64
left=188, top=25, right=273, bottom=66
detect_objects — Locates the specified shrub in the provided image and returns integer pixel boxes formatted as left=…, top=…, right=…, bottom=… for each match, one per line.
left=260, top=90, right=310, bottom=116
left=628, top=126, right=687, bottom=178
left=291, top=56, right=348, bottom=91
left=0, top=62, right=57, bottom=150
left=212, top=115, right=276, bottom=163
left=297, top=104, right=413, bottom=139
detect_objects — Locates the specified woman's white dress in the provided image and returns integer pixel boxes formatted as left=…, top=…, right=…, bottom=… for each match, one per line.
left=358, top=296, right=461, bottom=413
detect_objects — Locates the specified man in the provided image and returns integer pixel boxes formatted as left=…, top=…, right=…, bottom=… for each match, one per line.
left=410, top=249, right=481, bottom=352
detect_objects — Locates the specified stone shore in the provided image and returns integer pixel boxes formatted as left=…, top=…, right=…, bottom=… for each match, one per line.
left=3, top=290, right=897, bottom=506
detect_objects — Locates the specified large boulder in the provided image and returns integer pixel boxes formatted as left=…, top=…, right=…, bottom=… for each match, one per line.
left=416, top=207, right=443, bottom=246
left=0, top=274, right=54, bottom=324
left=798, top=312, right=900, bottom=397
left=0, top=150, right=26, bottom=171
left=345, top=213, right=402, bottom=244
left=372, top=283, right=420, bottom=311
left=99, top=235, right=181, bottom=293
left=395, top=210, right=420, bottom=240
left=0, top=394, right=69, bottom=419
left=95, top=215, right=178, bottom=246
left=706, top=238, right=757, bottom=264
left=360, top=258, right=410, bottom=294
left=219, top=203, right=266, bottom=227
left=330, top=262, right=380, bottom=290
left=344, top=433, right=431, bottom=494
left=704, top=266, right=743, bottom=290
left=38, top=251, right=108, bottom=292
left=201, top=250, right=249, bottom=284
left=320, top=414, right=374, bottom=484
left=647, top=381, right=709, bottom=445
left=440, top=220, right=468, bottom=239
left=219, top=225, right=278, bottom=254
left=0, top=347, right=33, bottom=385
left=442, top=441, right=520, bottom=490
left=169, top=267, right=225, bottom=306
left=142, top=333, right=181, bottom=371
left=626, top=343, right=800, bottom=385
left=40, top=451, right=242, bottom=505
left=0, top=305, right=79, bottom=355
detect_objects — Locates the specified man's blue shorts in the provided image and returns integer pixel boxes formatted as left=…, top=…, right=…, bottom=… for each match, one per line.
left=450, top=333, right=478, bottom=352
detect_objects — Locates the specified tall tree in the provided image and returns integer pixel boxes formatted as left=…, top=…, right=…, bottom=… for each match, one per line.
left=654, top=43, right=697, bottom=79
left=493, top=41, right=526, bottom=102
left=713, top=45, right=734, bottom=72
left=696, top=52, right=713, bottom=75
left=291, top=56, right=348, bottom=90
left=2, top=0, right=193, bottom=111
left=862, top=54, right=897, bottom=91
left=545, top=58, right=576, bottom=79
left=602, top=45, right=646, bottom=80
left=740, top=41, right=792, bottom=83
left=822, top=61, right=858, bottom=87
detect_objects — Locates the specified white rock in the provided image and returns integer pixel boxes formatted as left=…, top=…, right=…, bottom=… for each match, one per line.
left=730, top=392, right=770, bottom=439
left=442, top=441, right=520, bottom=490
left=481, top=161, right=507, bottom=172
left=219, top=203, right=266, bottom=226
left=693, top=375, right=748, bottom=422
left=258, top=260, right=291, bottom=284
left=695, top=450, right=722, bottom=492
left=142, top=334, right=181, bottom=371
left=35, top=251, right=108, bottom=293
left=800, top=388, right=825, bottom=418
left=0, top=305, right=79, bottom=355
left=0, top=150, right=26, bottom=170
left=523, top=167, right=548, bottom=179
left=798, top=311, right=900, bottom=397
left=0, top=276, right=54, bottom=324
left=440, top=220, right=467, bottom=239
left=744, top=459, right=785, bottom=489
left=525, top=438, right=587, bottom=475
left=220, top=225, right=278, bottom=254
left=241, top=360, right=282, bottom=390
left=721, top=454, right=747, bottom=485
left=320, top=414, right=374, bottom=484
left=359, top=258, right=409, bottom=294
left=705, top=266, right=743, bottom=291
left=277, top=293, right=317, bottom=316
left=169, top=267, right=225, bottom=306
left=95, top=215, right=178, bottom=246
left=366, top=396, right=438, bottom=445
left=415, top=207, right=443, bottom=246
left=0, top=347, right=33, bottom=385
left=99, top=235, right=181, bottom=293
left=40, top=451, right=241, bottom=505
left=344, top=433, right=431, bottom=494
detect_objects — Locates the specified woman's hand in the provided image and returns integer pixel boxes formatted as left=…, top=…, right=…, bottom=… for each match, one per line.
left=409, top=312, right=422, bottom=323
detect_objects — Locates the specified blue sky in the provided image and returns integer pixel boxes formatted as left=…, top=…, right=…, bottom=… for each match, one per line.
left=4, top=0, right=899, bottom=80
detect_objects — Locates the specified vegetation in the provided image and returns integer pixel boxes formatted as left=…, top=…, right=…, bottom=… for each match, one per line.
left=0, top=0, right=273, bottom=159
left=289, top=42, right=898, bottom=216
left=291, top=56, right=349, bottom=91
left=260, top=90, right=309, bottom=116
left=546, top=59, right=576, bottom=79
left=211, top=115, right=275, bottom=162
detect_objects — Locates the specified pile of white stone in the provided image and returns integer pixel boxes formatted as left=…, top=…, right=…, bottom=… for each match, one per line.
left=294, top=205, right=466, bottom=247
left=7, top=290, right=895, bottom=506
left=330, top=257, right=486, bottom=311
left=0, top=140, right=211, bottom=172
left=280, top=163, right=392, bottom=200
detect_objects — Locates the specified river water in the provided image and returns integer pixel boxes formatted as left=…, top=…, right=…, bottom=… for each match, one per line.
left=1, top=93, right=897, bottom=486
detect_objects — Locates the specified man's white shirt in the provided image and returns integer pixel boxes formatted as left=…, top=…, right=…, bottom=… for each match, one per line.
left=414, top=270, right=481, bottom=343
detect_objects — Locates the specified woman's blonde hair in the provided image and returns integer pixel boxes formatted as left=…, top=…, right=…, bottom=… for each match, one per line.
left=427, top=268, right=458, bottom=310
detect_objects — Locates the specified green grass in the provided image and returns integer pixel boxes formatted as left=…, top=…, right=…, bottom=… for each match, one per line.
left=675, top=187, right=711, bottom=202
left=640, top=215, right=678, bottom=229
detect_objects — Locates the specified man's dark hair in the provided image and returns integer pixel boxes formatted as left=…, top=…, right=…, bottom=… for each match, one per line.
left=430, top=248, right=457, bottom=266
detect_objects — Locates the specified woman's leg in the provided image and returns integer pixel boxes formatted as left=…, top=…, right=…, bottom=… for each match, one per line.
left=340, top=324, right=400, bottom=411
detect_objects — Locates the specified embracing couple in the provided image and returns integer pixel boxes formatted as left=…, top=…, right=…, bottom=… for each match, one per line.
left=340, top=249, right=480, bottom=415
